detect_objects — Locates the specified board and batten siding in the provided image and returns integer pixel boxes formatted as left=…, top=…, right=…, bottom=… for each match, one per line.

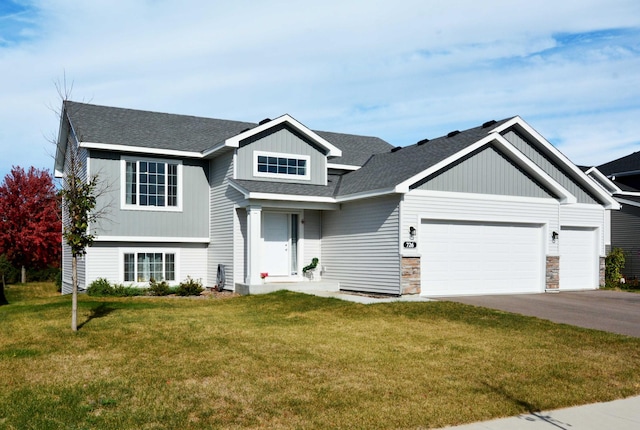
left=401, top=192, right=560, bottom=257
left=560, top=204, right=606, bottom=256
left=89, top=151, right=209, bottom=238
left=611, top=203, right=640, bottom=278
left=208, top=151, right=245, bottom=288
left=321, top=195, right=401, bottom=294
left=235, top=126, right=327, bottom=185
left=502, top=130, right=600, bottom=204
left=413, top=145, right=555, bottom=199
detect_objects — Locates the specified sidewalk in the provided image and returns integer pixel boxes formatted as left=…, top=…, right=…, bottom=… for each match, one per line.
left=438, top=395, right=640, bottom=429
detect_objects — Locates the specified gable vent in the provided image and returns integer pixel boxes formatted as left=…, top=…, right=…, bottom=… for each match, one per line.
left=391, top=146, right=403, bottom=153
left=417, top=138, right=430, bottom=146
left=482, top=120, right=497, bottom=128
left=258, top=118, right=271, bottom=125
left=447, top=130, right=460, bottom=138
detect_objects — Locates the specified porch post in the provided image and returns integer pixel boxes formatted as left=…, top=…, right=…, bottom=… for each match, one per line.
left=245, top=205, right=263, bottom=285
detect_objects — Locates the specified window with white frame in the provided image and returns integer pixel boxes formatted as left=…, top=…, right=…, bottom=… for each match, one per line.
left=123, top=251, right=176, bottom=283
left=254, top=151, right=310, bottom=179
left=123, top=158, right=180, bottom=209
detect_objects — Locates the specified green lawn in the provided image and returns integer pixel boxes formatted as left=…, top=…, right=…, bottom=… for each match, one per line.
left=1, top=283, right=640, bottom=429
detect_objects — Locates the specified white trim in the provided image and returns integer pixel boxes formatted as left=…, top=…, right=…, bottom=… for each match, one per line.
left=491, top=117, right=620, bottom=210
left=584, top=167, right=622, bottom=194
left=119, top=247, right=180, bottom=285
left=94, top=235, right=210, bottom=243
left=615, top=197, right=640, bottom=208
left=253, top=150, right=311, bottom=180
left=327, top=163, right=360, bottom=171
left=395, top=133, right=577, bottom=204
left=336, top=187, right=398, bottom=202
left=120, top=156, right=183, bottom=212
left=224, top=114, right=342, bottom=157
left=80, top=141, right=202, bottom=158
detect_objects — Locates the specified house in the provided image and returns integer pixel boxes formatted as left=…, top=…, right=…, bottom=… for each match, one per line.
left=54, top=101, right=619, bottom=297
left=584, top=152, right=640, bottom=279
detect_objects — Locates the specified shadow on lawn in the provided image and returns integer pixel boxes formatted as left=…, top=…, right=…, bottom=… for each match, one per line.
left=78, top=303, right=116, bottom=329
left=481, top=381, right=571, bottom=430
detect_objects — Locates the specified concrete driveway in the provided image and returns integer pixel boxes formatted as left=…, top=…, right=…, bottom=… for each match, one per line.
left=437, top=290, right=640, bottom=338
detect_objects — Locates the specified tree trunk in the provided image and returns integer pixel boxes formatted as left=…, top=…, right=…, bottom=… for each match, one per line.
left=71, top=255, right=78, bottom=331
left=21, top=265, right=26, bottom=284
left=0, top=274, right=8, bottom=305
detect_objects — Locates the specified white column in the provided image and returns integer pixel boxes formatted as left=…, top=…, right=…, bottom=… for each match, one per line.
left=245, top=205, right=262, bottom=285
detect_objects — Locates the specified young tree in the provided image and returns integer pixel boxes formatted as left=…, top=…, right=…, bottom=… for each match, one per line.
left=0, top=166, right=61, bottom=284
left=59, top=136, right=100, bottom=332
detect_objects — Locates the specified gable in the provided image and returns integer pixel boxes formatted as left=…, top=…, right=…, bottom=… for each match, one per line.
left=502, top=129, right=600, bottom=204
left=235, top=124, right=327, bottom=185
left=411, top=145, right=556, bottom=199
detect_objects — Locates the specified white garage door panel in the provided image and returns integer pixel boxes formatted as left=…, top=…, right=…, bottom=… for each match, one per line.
left=560, top=227, right=598, bottom=290
left=421, top=221, right=544, bottom=296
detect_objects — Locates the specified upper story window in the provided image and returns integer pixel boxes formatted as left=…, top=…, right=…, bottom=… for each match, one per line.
left=122, top=157, right=181, bottom=210
left=254, top=151, right=310, bottom=180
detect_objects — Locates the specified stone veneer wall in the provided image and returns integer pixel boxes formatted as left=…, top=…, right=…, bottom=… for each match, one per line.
left=546, top=256, right=559, bottom=291
left=401, top=256, right=421, bottom=295
left=599, top=256, right=605, bottom=287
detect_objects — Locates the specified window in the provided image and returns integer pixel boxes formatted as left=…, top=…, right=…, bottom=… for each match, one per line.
left=123, top=158, right=180, bottom=209
left=254, top=151, right=310, bottom=179
left=123, top=251, right=176, bottom=283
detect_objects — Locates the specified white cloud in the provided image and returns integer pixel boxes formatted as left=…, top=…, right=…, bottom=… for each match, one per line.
left=0, top=0, right=639, bottom=179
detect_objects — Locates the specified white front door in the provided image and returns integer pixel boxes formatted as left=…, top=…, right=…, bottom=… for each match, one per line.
left=262, top=212, right=290, bottom=276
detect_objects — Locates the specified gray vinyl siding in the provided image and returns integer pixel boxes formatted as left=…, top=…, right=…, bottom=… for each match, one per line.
left=89, top=151, right=209, bottom=238
left=236, top=126, right=327, bottom=185
left=611, top=204, right=640, bottom=278
left=413, top=145, right=555, bottom=198
left=503, top=130, right=600, bottom=204
left=321, top=195, right=401, bottom=294
left=208, top=151, right=243, bottom=287
left=303, top=210, right=322, bottom=269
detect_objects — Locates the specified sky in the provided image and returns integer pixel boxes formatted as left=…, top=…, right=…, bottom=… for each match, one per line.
left=0, top=0, right=639, bottom=182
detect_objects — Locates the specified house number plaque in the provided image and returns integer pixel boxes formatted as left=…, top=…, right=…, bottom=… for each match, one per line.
left=403, top=241, right=417, bottom=249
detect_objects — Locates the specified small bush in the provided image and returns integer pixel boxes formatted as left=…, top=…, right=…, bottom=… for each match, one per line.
left=87, top=278, right=115, bottom=296
left=113, top=284, right=146, bottom=297
left=176, top=277, right=204, bottom=296
left=605, top=248, right=626, bottom=288
left=148, top=278, right=172, bottom=296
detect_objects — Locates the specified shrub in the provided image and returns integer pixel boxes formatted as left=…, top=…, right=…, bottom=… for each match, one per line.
left=176, top=276, right=203, bottom=296
left=605, top=248, right=626, bottom=288
left=87, top=278, right=115, bottom=296
left=113, top=284, right=146, bottom=297
left=148, top=278, right=172, bottom=296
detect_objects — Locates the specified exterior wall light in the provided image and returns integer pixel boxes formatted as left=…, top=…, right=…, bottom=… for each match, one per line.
left=409, top=226, right=416, bottom=238
left=552, top=231, right=559, bottom=242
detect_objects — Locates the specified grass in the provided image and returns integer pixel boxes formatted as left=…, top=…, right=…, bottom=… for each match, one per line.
left=1, top=283, right=640, bottom=429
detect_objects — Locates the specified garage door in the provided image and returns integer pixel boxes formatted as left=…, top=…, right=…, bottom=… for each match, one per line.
left=560, top=227, right=598, bottom=290
left=420, top=220, right=544, bottom=296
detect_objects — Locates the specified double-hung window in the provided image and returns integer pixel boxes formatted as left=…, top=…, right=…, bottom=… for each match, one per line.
left=123, top=158, right=181, bottom=210
left=123, top=251, right=176, bottom=283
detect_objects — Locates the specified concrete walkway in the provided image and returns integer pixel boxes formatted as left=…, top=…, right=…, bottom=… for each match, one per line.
left=439, top=395, right=640, bottom=429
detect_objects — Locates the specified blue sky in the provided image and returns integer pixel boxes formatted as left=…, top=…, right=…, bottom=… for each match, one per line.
left=0, top=0, right=639, bottom=181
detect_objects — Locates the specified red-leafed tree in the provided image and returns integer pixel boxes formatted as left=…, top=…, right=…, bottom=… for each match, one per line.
left=0, top=166, right=61, bottom=284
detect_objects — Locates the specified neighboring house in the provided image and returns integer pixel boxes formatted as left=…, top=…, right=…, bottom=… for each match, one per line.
left=54, top=101, right=619, bottom=297
left=585, top=152, right=640, bottom=279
